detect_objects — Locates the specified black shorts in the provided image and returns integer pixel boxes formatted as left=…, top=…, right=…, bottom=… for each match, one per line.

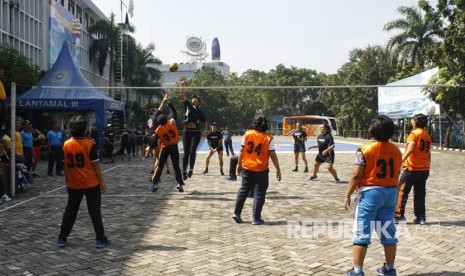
left=294, top=144, right=306, bottom=153
left=315, top=152, right=335, bottom=164
left=148, top=136, right=158, bottom=149
left=104, top=144, right=114, bottom=158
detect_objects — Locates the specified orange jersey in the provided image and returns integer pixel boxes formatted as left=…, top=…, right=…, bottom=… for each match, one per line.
left=241, top=129, right=274, bottom=172
left=63, top=137, right=100, bottom=189
left=155, top=121, right=180, bottom=148
left=357, top=141, right=402, bottom=188
left=403, top=128, right=431, bottom=171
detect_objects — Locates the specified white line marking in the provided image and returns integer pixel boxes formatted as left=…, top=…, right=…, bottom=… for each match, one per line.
left=0, top=166, right=122, bottom=213
left=428, top=188, right=465, bottom=201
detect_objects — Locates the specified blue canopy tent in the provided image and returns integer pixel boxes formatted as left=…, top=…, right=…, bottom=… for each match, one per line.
left=16, top=41, right=125, bottom=155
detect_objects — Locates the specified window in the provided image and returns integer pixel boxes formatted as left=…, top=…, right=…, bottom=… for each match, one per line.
left=68, top=0, right=75, bottom=15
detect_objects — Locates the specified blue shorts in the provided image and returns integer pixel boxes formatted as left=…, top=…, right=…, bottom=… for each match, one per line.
left=352, top=187, right=398, bottom=245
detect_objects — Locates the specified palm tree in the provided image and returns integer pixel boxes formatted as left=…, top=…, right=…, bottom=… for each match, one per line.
left=384, top=5, right=443, bottom=69
left=88, top=13, right=134, bottom=97
left=126, top=40, right=163, bottom=102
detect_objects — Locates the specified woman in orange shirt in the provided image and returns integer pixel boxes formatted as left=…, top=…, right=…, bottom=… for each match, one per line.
left=232, top=115, right=281, bottom=225
left=57, top=115, right=110, bottom=249
left=344, top=115, right=402, bottom=276
left=394, top=114, right=431, bottom=225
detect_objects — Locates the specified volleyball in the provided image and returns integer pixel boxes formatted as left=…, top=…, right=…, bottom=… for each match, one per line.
left=38, top=134, right=46, bottom=142
left=169, top=63, right=178, bottom=72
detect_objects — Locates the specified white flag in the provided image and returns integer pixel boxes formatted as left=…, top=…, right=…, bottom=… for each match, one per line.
left=128, top=0, right=134, bottom=17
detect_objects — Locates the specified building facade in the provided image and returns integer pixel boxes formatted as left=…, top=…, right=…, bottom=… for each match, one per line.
left=155, top=61, right=230, bottom=88
left=0, top=0, right=109, bottom=89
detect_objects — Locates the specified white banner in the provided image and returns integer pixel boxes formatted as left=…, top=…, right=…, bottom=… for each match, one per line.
left=378, top=68, right=439, bottom=119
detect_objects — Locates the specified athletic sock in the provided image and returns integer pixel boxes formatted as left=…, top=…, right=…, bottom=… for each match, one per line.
left=353, top=265, right=363, bottom=274
left=384, top=263, right=394, bottom=271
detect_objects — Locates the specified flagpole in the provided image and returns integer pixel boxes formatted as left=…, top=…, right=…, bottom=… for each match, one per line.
left=119, top=0, right=128, bottom=94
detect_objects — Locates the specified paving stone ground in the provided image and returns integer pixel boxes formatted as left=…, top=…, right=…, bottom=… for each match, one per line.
left=1, top=136, right=464, bottom=276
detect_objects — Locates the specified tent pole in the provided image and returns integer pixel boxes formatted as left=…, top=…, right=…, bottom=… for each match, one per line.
left=10, top=83, right=16, bottom=197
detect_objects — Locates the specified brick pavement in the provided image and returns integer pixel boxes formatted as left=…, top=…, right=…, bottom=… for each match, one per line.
left=1, top=137, right=465, bottom=276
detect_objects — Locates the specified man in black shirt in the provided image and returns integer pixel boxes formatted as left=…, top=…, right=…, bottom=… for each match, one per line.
left=202, top=122, right=224, bottom=175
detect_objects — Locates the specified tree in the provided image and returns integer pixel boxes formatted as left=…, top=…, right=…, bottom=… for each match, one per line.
left=384, top=4, right=443, bottom=69
left=125, top=40, right=163, bottom=102
left=419, top=0, right=465, bottom=147
left=262, top=64, right=326, bottom=116
left=323, top=46, right=396, bottom=137
left=88, top=13, right=134, bottom=96
left=0, top=45, right=42, bottom=96
left=185, top=65, right=228, bottom=126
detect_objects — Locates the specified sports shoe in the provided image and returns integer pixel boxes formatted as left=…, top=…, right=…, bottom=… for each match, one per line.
left=292, top=167, right=298, bottom=172
left=183, top=171, right=188, bottom=180
left=57, top=238, right=67, bottom=248
left=303, top=167, right=309, bottom=173
left=308, top=175, right=317, bottom=181
left=220, top=169, right=224, bottom=176
left=252, top=219, right=265, bottom=225
left=152, top=183, right=159, bottom=192
left=202, top=168, right=208, bottom=174
left=1, top=194, right=12, bottom=203
left=225, top=176, right=237, bottom=182
left=176, top=183, right=184, bottom=192
left=393, top=216, right=406, bottom=224
left=413, top=218, right=426, bottom=225
left=335, top=178, right=341, bottom=183
left=346, top=267, right=365, bottom=276
left=376, top=264, right=396, bottom=275
left=96, top=239, right=111, bottom=249
left=232, top=214, right=243, bottom=223
left=31, top=172, right=40, bottom=178
left=187, top=170, right=193, bottom=178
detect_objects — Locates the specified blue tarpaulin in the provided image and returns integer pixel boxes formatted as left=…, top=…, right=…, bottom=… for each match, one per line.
left=16, top=41, right=125, bottom=154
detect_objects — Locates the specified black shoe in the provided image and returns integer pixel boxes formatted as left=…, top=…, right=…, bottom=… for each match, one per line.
left=232, top=214, right=243, bottom=223
left=252, top=219, right=265, bottom=225
left=413, top=218, right=426, bottom=225
left=303, top=167, right=309, bottom=173
left=292, top=167, right=298, bottom=172
left=48, top=172, right=53, bottom=177
left=166, top=170, right=170, bottom=174
left=225, top=176, right=237, bottom=182
left=176, top=183, right=184, bottom=192
left=183, top=171, right=188, bottom=180
left=96, top=239, right=111, bottom=249
left=56, top=173, right=64, bottom=177
left=220, top=169, right=224, bottom=176
left=188, top=170, right=193, bottom=178
left=202, top=168, right=208, bottom=174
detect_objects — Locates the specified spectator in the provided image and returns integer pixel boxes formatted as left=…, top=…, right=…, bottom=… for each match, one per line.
left=103, top=124, right=115, bottom=163
left=20, top=120, right=34, bottom=180
left=222, top=126, right=235, bottom=156
left=47, top=120, right=64, bottom=176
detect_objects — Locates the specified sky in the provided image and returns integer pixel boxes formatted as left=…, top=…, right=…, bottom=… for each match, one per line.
left=91, top=0, right=429, bottom=75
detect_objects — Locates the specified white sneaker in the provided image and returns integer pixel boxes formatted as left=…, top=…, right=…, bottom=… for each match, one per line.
left=1, top=194, right=11, bottom=203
